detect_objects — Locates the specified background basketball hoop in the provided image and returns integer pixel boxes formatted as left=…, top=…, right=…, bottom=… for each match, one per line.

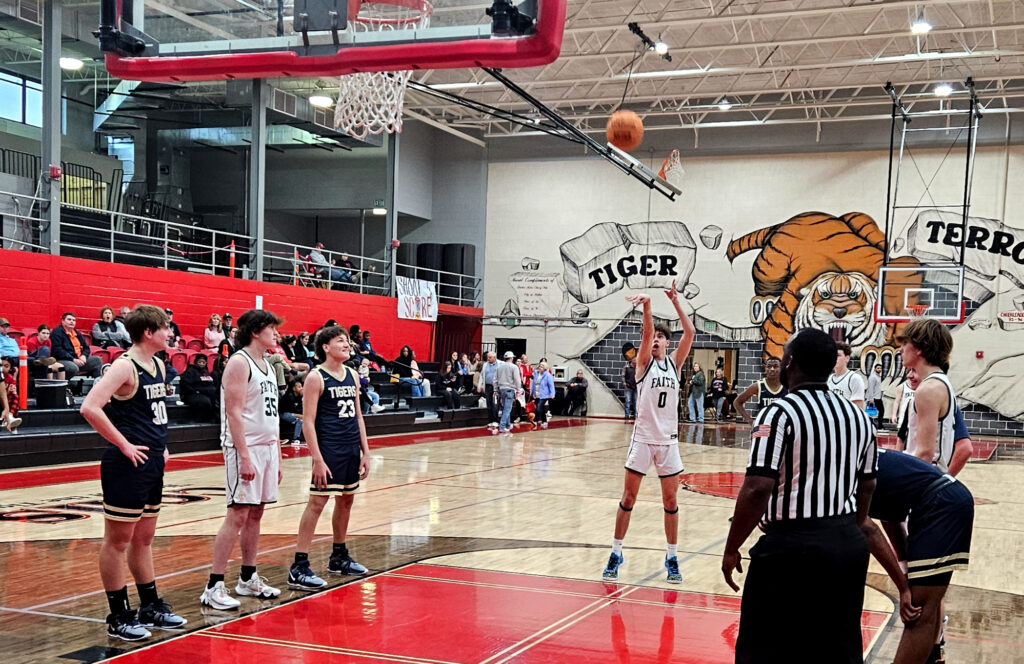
left=334, top=0, right=433, bottom=139
left=905, top=304, right=931, bottom=318
left=658, top=149, right=684, bottom=190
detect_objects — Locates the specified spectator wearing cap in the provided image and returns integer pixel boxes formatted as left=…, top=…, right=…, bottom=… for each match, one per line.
left=91, top=306, right=131, bottom=349
left=165, top=308, right=181, bottom=347
left=0, top=318, right=19, bottom=359
left=51, top=312, right=102, bottom=378
left=495, top=351, right=523, bottom=433
left=310, top=242, right=354, bottom=284
left=180, top=354, right=217, bottom=421
left=204, top=313, right=225, bottom=350
left=221, top=312, right=234, bottom=337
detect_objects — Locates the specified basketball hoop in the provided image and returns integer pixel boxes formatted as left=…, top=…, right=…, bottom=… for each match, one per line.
left=658, top=149, right=684, bottom=190
left=905, top=304, right=930, bottom=318
left=334, top=0, right=433, bottom=139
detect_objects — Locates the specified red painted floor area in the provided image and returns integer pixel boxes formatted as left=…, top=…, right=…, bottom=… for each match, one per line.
left=0, top=420, right=589, bottom=492
left=110, top=564, right=889, bottom=664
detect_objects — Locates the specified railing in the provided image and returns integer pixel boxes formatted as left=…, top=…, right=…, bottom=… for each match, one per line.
left=263, top=239, right=391, bottom=295
left=396, top=261, right=482, bottom=308
left=0, top=190, right=48, bottom=253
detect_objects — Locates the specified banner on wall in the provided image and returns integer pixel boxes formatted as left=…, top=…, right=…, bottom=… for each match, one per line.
left=396, top=276, right=438, bottom=321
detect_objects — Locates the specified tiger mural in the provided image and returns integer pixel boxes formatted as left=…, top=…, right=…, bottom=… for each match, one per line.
left=726, top=212, right=920, bottom=361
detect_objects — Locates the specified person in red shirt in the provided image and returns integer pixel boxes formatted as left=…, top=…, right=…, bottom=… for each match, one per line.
left=27, top=324, right=65, bottom=379
left=518, top=354, right=533, bottom=396
left=1, top=358, right=22, bottom=430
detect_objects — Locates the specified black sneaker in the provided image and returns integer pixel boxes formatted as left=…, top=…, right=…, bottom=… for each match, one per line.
left=138, top=598, right=188, bottom=629
left=107, top=609, right=152, bottom=641
left=328, top=552, right=368, bottom=575
left=288, top=561, right=327, bottom=590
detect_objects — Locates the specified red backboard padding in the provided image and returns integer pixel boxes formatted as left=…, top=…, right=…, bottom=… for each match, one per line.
left=0, top=249, right=479, bottom=362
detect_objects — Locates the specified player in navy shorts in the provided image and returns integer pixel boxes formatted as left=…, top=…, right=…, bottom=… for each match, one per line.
left=288, top=326, right=372, bottom=589
left=81, top=305, right=186, bottom=641
left=860, top=449, right=974, bottom=664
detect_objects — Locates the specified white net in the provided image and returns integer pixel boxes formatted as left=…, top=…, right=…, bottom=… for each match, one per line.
left=658, top=149, right=685, bottom=190
left=334, top=0, right=432, bottom=139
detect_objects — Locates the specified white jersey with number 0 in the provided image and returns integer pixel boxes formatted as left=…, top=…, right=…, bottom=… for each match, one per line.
left=221, top=350, right=279, bottom=448
left=630, top=357, right=680, bottom=445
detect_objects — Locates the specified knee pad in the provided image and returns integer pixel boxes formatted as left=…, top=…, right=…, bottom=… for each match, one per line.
left=664, top=507, right=679, bottom=515
left=618, top=502, right=633, bottom=512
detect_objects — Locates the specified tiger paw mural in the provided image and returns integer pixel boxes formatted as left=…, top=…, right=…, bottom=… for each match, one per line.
left=726, top=211, right=920, bottom=363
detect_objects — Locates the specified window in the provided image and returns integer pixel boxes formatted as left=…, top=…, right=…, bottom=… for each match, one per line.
left=0, top=70, right=62, bottom=129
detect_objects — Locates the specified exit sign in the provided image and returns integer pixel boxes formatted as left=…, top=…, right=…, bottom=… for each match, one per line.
left=704, top=321, right=717, bottom=332
left=374, top=199, right=384, bottom=207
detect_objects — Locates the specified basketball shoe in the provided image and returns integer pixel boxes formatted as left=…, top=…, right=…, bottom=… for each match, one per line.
left=603, top=552, right=624, bottom=580
left=236, top=574, right=282, bottom=599
left=329, top=552, right=368, bottom=575
left=138, top=598, right=187, bottom=629
left=665, top=556, right=681, bottom=584
left=288, top=560, right=328, bottom=590
left=199, top=581, right=241, bottom=610
left=107, top=610, right=152, bottom=641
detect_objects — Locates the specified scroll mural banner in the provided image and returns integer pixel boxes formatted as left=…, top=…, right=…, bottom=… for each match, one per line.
left=396, top=276, right=438, bottom=321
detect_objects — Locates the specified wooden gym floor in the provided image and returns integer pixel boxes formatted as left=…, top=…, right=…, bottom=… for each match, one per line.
left=0, top=419, right=1022, bottom=663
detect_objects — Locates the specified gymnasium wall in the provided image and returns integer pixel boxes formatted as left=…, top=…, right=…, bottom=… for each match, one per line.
left=482, top=144, right=1024, bottom=435
left=0, top=248, right=479, bottom=362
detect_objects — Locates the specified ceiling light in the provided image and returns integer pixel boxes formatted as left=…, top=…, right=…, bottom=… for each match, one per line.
left=934, top=83, right=953, bottom=97
left=431, top=81, right=502, bottom=91
left=910, top=19, right=932, bottom=34
left=372, top=207, right=387, bottom=216
left=653, top=41, right=669, bottom=55
left=718, top=99, right=733, bottom=111
left=309, top=95, right=333, bottom=108
left=59, top=57, right=84, bottom=71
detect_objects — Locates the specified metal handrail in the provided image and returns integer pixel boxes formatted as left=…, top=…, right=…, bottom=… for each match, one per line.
left=263, top=238, right=391, bottom=294
left=395, top=261, right=482, bottom=306
left=0, top=190, right=48, bottom=253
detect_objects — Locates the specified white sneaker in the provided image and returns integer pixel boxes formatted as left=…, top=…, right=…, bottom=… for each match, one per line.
left=371, top=404, right=385, bottom=413
left=199, top=581, right=240, bottom=610
left=488, top=422, right=498, bottom=428
left=236, top=574, right=281, bottom=599
left=540, top=422, right=548, bottom=429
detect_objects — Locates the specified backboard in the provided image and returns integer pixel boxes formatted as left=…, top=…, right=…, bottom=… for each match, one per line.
left=875, top=264, right=966, bottom=324
left=98, top=0, right=565, bottom=82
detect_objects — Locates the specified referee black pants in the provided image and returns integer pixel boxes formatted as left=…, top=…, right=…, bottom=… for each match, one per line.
left=736, top=514, right=868, bottom=664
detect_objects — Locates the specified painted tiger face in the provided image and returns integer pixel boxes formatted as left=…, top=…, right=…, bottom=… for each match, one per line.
left=796, top=272, right=884, bottom=349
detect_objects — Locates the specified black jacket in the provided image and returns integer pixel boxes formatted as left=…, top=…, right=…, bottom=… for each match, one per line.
left=181, top=366, right=217, bottom=401
left=50, top=326, right=91, bottom=361
left=280, top=390, right=303, bottom=415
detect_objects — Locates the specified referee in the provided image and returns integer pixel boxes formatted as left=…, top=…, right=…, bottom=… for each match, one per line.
left=722, top=328, right=878, bottom=664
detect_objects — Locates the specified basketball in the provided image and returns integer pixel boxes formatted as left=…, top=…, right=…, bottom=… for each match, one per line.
left=606, top=110, right=644, bottom=152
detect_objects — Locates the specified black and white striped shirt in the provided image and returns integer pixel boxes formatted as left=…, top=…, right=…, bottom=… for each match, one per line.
left=747, top=384, right=878, bottom=523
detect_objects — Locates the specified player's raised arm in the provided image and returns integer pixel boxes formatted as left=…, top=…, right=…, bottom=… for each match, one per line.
left=665, top=289, right=695, bottom=370
left=627, top=293, right=653, bottom=374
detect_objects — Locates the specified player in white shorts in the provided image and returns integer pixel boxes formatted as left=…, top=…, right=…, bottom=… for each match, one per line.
left=200, top=309, right=285, bottom=610
left=828, top=341, right=865, bottom=409
left=604, top=289, right=694, bottom=584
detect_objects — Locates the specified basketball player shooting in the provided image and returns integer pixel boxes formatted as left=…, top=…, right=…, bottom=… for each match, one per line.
left=603, top=289, right=695, bottom=583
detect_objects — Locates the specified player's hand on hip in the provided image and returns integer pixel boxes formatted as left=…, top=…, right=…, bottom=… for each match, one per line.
left=625, top=293, right=650, bottom=306
left=359, top=456, right=370, bottom=480
left=240, top=457, right=256, bottom=482
left=120, top=443, right=149, bottom=467
left=312, top=460, right=332, bottom=489
left=721, top=549, right=743, bottom=592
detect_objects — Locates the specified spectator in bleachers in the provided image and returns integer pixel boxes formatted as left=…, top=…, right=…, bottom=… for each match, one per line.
left=164, top=308, right=181, bottom=347
left=52, top=312, right=102, bottom=378
left=279, top=380, right=303, bottom=444
left=519, top=354, right=533, bottom=396
left=478, top=351, right=500, bottom=428
left=392, top=345, right=425, bottom=397
left=221, top=312, right=234, bottom=336
left=358, top=330, right=388, bottom=369
left=204, top=313, right=225, bottom=350
left=282, top=335, right=314, bottom=371
left=2, top=358, right=21, bottom=430
left=28, top=324, right=64, bottom=379
left=154, top=350, right=178, bottom=392
left=358, top=359, right=384, bottom=414
left=218, top=327, right=238, bottom=357
left=310, top=242, right=354, bottom=284
left=458, top=353, right=473, bottom=392
left=440, top=361, right=461, bottom=410
left=211, top=354, right=228, bottom=396
left=0, top=360, right=20, bottom=431
left=565, top=369, right=588, bottom=416
left=114, top=305, right=130, bottom=325
left=295, top=332, right=317, bottom=368
left=338, top=253, right=359, bottom=283
left=0, top=318, right=19, bottom=359
left=92, top=306, right=132, bottom=349
left=180, top=354, right=217, bottom=421
left=532, top=361, right=555, bottom=429
left=271, top=338, right=309, bottom=382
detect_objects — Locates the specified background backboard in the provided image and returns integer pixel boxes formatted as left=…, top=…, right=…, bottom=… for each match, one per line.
left=876, top=264, right=966, bottom=324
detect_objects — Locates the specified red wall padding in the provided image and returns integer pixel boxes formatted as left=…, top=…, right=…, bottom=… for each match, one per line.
left=1, top=249, right=482, bottom=362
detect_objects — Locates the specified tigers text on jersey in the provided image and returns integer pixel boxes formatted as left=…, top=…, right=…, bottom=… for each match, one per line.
left=906, top=372, right=957, bottom=473
left=630, top=357, right=680, bottom=445
left=221, top=350, right=279, bottom=448
left=104, top=352, right=168, bottom=453
left=757, top=380, right=787, bottom=410
left=315, top=365, right=362, bottom=447
left=828, top=370, right=865, bottom=403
